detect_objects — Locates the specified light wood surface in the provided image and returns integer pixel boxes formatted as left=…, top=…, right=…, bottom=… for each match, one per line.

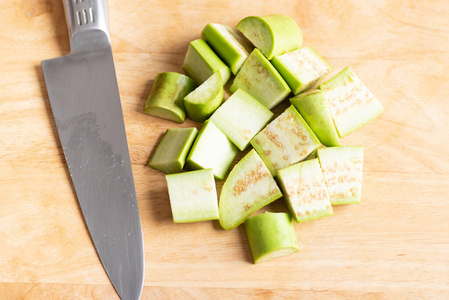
left=1, top=0, right=449, bottom=299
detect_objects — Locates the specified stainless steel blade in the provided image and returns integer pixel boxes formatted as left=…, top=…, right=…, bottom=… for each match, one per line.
left=41, top=1, right=144, bottom=299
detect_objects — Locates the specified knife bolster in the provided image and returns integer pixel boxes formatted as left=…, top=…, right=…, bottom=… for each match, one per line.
left=62, top=0, right=110, bottom=51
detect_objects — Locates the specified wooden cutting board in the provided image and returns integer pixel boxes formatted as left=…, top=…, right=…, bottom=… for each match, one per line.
left=1, top=0, right=449, bottom=298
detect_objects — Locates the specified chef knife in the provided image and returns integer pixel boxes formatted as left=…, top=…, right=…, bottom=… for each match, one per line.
left=41, top=1, right=144, bottom=299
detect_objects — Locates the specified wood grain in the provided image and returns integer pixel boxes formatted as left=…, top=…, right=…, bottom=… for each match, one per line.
left=1, top=0, right=449, bottom=299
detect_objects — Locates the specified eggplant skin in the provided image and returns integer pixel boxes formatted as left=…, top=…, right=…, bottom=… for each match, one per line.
left=245, top=212, right=299, bottom=264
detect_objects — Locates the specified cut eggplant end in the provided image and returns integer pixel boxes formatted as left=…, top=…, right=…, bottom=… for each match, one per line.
left=187, top=120, right=238, bottom=180
left=254, top=247, right=300, bottom=264
left=183, top=39, right=231, bottom=85
left=290, top=90, right=340, bottom=147
left=211, top=88, right=273, bottom=151
left=237, top=16, right=273, bottom=57
left=236, top=14, right=303, bottom=60
left=230, top=48, right=291, bottom=110
left=143, top=72, right=197, bottom=123
left=272, top=46, right=333, bottom=95
left=184, top=72, right=224, bottom=122
left=149, top=127, right=198, bottom=174
left=202, top=23, right=253, bottom=75
left=143, top=106, right=185, bottom=124
left=244, top=212, right=299, bottom=264
left=165, top=169, right=219, bottom=223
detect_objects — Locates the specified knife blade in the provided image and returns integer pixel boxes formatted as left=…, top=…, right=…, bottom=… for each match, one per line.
left=41, top=1, right=144, bottom=299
